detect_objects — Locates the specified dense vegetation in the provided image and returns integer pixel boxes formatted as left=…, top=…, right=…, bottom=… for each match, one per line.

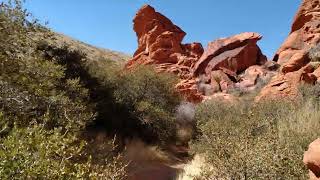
left=2, top=1, right=320, bottom=179
left=191, top=78, right=320, bottom=178
left=0, top=1, right=180, bottom=178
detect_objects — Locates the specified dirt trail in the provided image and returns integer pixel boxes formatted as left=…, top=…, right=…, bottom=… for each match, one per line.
left=124, top=140, right=206, bottom=180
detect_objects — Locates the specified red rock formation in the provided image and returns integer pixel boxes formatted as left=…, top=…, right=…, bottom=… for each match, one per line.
left=236, top=65, right=277, bottom=92
left=127, top=5, right=271, bottom=102
left=126, top=5, right=204, bottom=102
left=257, top=64, right=316, bottom=101
left=304, top=139, right=320, bottom=180
left=193, top=32, right=267, bottom=76
left=257, top=0, right=320, bottom=100
left=126, top=5, right=203, bottom=73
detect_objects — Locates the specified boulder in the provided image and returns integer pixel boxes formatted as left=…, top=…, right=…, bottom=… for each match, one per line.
left=192, top=32, right=270, bottom=97
left=304, top=139, right=320, bottom=180
left=258, top=0, right=320, bottom=100
left=193, top=32, right=267, bottom=76
left=275, top=0, right=320, bottom=65
left=237, top=66, right=265, bottom=90
left=313, top=65, right=320, bottom=83
left=210, top=70, right=234, bottom=92
left=281, top=51, right=310, bottom=74
left=176, top=79, right=204, bottom=103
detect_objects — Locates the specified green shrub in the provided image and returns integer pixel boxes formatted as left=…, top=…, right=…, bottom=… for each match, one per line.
left=191, top=97, right=317, bottom=179
left=0, top=1, right=127, bottom=178
left=37, top=33, right=182, bottom=144
left=0, top=0, right=182, bottom=178
left=300, top=83, right=320, bottom=104
left=0, top=0, right=95, bottom=134
left=111, top=66, right=182, bottom=144
left=0, top=124, right=127, bottom=179
left=0, top=54, right=95, bottom=133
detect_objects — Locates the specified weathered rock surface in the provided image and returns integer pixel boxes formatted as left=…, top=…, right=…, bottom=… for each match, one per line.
left=126, top=5, right=203, bottom=73
left=236, top=65, right=277, bottom=92
left=257, top=0, right=320, bottom=100
left=257, top=64, right=316, bottom=101
left=304, top=139, right=320, bottom=180
left=126, top=5, right=204, bottom=102
left=193, top=32, right=267, bottom=76
left=193, top=32, right=272, bottom=99
left=127, top=5, right=273, bottom=102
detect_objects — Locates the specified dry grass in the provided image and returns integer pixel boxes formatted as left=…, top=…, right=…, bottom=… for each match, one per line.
left=191, top=92, right=320, bottom=179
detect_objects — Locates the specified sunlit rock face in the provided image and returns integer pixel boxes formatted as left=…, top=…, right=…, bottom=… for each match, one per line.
left=304, top=139, right=320, bottom=180
left=193, top=32, right=267, bottom=76
left=127, top=5, right=273, bottom=103
left=257, top=0, right=320, bottom=101
left=194, top=32, right=272, bottom=100
left=126, top=5, right=204, bottom=102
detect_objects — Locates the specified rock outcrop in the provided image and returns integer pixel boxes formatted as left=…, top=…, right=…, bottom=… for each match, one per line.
left=127, top=5, right=273, bottom=102
left=126, top=5, right=203, bottom=75
left=126, top=5, right=204, bottom=102
left=304, top=139, right=320, bottom=180
left=257, top=0, right=320, bottom=101
left=193, top=32, right=267, bottom=76
left=194, top=32, right=272, bottom=98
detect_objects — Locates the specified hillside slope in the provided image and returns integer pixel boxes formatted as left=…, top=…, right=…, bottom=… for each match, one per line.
left=37, top=31, right=130, bottom=63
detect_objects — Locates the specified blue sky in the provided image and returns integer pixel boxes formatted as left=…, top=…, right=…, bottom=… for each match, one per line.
left=24, top=0, right=301, bottom=58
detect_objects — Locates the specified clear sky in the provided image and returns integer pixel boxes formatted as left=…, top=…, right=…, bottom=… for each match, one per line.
left=23, top=0, right=301, bottom=58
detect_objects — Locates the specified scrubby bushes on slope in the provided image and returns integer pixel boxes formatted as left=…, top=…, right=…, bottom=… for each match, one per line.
left=36, top=24, right=182, bottom=145
left=0, top=1, right=126, bottom=178
left=0, top=1, right=185, bottom=178
left=111, top=66, right=181, bottom=143
left=0, top=0, right=95, bottom=134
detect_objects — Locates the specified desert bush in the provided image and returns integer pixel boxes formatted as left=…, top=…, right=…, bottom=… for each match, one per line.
left=191, top=95, right=319, bottom=179
left=111, top=66, right=182, bottom=144
left=0, top=0, right=182, bottom=178
left=0, top=53, right=95, bottom=133
left=309, top=44, right=320, bottom=62
left=0, top=0, right=95, bottom=134
left=37, top=33, right=182, bottom=144
left=0, top=1, right=127, bottom=179
left=0, top=124, right=127, bottom=179
left=300, top=83, right=320, bottom=104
